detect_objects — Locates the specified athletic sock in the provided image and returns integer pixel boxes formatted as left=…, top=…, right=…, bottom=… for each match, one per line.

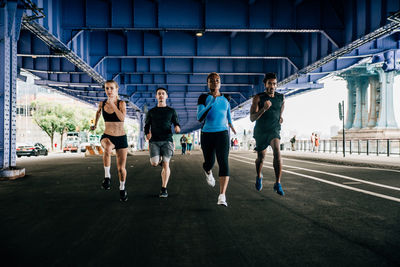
left=104, top=166, right=111, bottom=178
left=120, top=181, right=125, bottom=190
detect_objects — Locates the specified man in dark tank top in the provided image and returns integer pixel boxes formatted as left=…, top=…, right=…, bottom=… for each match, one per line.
left=250, top=73, right=285, bottom=196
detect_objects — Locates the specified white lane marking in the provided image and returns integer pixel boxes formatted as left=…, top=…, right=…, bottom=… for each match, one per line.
left=231, top=154, right=400, bottom=192
left=229, top=156, right=400, bottom=203
left=278, top=156, right=400, bottom=173
left=343, top=182, right=362, bottom=185
left=231, top=152, right=400, bottom=173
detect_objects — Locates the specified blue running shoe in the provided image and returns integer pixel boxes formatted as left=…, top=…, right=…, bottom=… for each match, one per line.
left=273, top=183, right=285, bottom=196
left=255, top=176, right=263, bottom=191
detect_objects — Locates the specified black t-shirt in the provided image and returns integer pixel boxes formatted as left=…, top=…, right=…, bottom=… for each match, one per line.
left=144, top=106, right=180, bottom=142
left=254, top=92, right=284, bottom=136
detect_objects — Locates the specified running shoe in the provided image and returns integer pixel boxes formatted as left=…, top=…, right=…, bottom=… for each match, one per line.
left=205, top=170, right=215, bottom=187
left=217, top=194, right=227, bottom=207
left=102, top=178, right=111, bottom=190
left=159, top=188, right=168, bottom=198
left=120, top=189, right=128, bottom=202
left=273, top=183, right=285, bottom=196
left=255, top=176, right=263, bottom=191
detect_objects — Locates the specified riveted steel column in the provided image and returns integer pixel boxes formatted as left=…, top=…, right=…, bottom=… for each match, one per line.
left=138, top=112, right=145, bottom=151
left=0, top=1, right=23, bottom=169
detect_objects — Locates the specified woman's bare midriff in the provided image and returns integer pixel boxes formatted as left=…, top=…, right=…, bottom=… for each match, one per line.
left=104, top=122, right=125, bottom=136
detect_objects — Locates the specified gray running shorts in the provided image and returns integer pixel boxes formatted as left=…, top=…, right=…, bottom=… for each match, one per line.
left=149, top=141, right=174, bottom=159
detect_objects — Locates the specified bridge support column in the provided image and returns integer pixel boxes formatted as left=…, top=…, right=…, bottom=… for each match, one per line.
left=344, top=78, right=356, bottom=129
left=376, top=70, right=398, bottom=128
left=351, top=77, right=369, bottom=129
left=0, top=2, right=24, bottom=177
left=334, top=66, right=400, bottom=141
left=367, top=76, right=379, bottom=127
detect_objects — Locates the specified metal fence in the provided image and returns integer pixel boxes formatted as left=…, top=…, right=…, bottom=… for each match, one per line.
left=286, top=139, right=400, bottom=156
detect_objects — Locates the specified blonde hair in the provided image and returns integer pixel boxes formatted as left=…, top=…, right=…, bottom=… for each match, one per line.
left=104, top=80, right=119, bottom=89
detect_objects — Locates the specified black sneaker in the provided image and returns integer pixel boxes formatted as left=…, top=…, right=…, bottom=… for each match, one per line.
left=102, top=178, right=111, bottom=190
left=120, top=190, right=128, bottom=202
left=159, top=188, right=168, bottom=198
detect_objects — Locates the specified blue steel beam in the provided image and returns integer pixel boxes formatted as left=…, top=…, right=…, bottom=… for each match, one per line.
left=15, top=0, right=400, bottom=132
left=0, top=0, right=24, bottom=169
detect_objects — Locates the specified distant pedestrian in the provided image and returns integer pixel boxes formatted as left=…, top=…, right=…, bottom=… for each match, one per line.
left=180, top=134, right=187, bottom=155
left=230, top=138, right=234, bottom=149
left=314, top=134, right=320, bottom=153
left=233, top=138, right=239, bottom=150
left=290, top=135, right=296, bottom=151
left=250, top=72, right=285, bottom=196
left=310, top=133, right=315, bottom=152
left=144, top=87, right=181, bottom=198
left=91, top=80, right=128, bottom=202
left=186, top=133, right=193, bottom=154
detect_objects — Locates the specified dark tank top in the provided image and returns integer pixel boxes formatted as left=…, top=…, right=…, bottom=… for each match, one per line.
left=102, top=100, right=122, bottom=122
left=254, top=92, right=284, bottom=134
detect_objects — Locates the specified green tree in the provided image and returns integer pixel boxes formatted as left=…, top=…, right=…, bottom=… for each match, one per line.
left=56, top=105, right=77, bottom=149
left=32, top=100, right=107, bottom=150
left=31, top=101, right=64, bottom=151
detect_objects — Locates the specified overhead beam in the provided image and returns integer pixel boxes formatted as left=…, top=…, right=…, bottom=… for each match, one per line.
left=21, top=19, right=105, bottom=84
left=278, top=13, right=400, bottom=87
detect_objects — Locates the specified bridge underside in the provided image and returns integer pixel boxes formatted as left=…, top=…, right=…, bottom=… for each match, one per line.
left=1, top=0, right=400, bottom=168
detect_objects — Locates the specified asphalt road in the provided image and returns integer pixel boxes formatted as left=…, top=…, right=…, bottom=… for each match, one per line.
left=0, top=151, right=399, bottom=266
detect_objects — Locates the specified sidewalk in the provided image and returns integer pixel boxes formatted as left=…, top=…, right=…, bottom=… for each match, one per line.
left=280, top=150, right=400, bottom=170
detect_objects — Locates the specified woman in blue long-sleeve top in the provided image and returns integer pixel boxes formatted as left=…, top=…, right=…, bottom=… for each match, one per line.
left=197, top=72, right=236, bottom=207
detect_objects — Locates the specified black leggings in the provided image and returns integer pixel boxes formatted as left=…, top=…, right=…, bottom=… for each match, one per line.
left=201, top=130, right=230, bottom=177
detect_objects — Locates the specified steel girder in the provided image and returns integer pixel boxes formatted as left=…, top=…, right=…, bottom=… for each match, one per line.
left=0, top=0, right=24, bottom=169
left=16, top=0, right=400, bottom=132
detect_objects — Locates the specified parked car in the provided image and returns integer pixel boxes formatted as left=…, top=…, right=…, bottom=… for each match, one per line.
left=34, top=143, right=49, bottom=156
left=16, top=143, right=48, bottom=157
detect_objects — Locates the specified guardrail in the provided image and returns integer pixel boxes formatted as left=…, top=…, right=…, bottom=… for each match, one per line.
left=286, top=139, right=400, bottom=156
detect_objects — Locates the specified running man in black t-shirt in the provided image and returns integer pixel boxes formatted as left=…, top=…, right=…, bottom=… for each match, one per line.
left=250, top=73, right=285, bottom=196
left=144, top=87, right=180, bottom=198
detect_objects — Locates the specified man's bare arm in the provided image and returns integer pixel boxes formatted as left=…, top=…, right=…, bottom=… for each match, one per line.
left=250, top=95, right=270, bottom=122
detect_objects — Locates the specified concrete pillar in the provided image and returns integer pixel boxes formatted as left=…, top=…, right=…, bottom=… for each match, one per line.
left=367, top=76, right=379, bottom=127
left=376, top=69, right=398, bottom=128
left=352, top=77, right=369, bottom=129
left=360, top=77, right=369, bottom=128
left=0, top=2, right=23, bottom=169
left=345, top=78, right=356, bottom=129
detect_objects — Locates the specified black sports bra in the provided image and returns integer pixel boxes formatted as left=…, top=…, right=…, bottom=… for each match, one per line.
left=102, top=100, right=123, bottom=122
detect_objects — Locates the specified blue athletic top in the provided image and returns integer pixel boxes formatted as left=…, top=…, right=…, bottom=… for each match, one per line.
left=197, top=93, right=232, bottom=132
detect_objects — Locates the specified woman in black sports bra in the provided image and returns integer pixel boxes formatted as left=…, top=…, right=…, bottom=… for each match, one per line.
left=91, top=80, right=129, bottom=202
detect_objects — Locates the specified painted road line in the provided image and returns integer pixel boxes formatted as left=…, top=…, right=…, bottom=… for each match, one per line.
left=231, top=154, right=400, bottom=192
left=230, top=155, right=400, bottom=203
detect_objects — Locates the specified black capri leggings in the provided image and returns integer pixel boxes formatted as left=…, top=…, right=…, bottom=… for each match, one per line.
left=201, top=130, right=230, bottom=177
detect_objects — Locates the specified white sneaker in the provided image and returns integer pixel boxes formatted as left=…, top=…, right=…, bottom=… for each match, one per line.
left=217, top=194, right=227, bottom=207
left=205, top=170, right=215, bottom=187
